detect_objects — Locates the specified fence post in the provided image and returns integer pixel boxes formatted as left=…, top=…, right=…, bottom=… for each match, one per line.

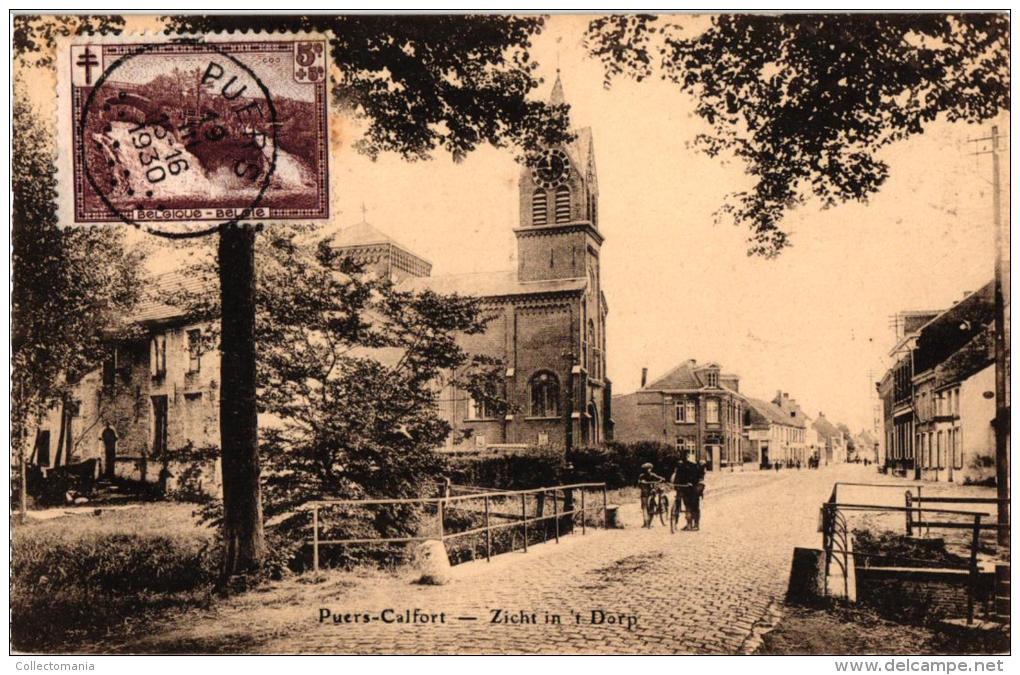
left=522, top=493, right=528, bottom=553
left=602, top=483, right=608, bottom=529
left=581, top=489, right=586, bottom=535
left=905, top=491, right=913, bottom=536
left=484, top=495, right=491, bottom=562
left=553, top=489, right=560, bottom=543
left=312, top=503, right=320, bottom=575
left=439, top=497, right=445, bottom=541
left=916, top=485, right=923, bottom=532
left=967, top=513, right=982, bottom=625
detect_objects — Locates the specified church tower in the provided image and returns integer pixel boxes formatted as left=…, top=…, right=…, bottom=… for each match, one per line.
left=515, top=72, right=603, bottom=285
left=514, top=72, right=610, bottom=446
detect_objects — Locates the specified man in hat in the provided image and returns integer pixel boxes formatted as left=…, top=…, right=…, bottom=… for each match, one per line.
left=671, top=450, right=706, bottom=531
left=637, top=462, right=665, bottom=528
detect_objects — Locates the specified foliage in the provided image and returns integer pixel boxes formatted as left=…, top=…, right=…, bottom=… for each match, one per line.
left=163, top=14, right=572, bottom=161
left=585, top=14, right=1009, bottom=256
left=176, top=228, right=506, bottom=560
left=10, top=506, right=217, bottom=651
left=12, top=14, right=124, bottom=67
left=11, top=90, right=145, bottom=452
left=447, top=441, right=681, bottom=492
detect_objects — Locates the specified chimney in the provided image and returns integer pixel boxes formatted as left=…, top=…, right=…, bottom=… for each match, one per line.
left=640, top=367, right=648, bottom=388
left=783, top=392, right=789, bottom=399
left=776, top=390, right=783, bottom=402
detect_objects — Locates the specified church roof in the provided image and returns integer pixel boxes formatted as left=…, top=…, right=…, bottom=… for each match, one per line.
left=402, top=270, right=586, bottom=300
left=332, top=220, right=419, bottom=257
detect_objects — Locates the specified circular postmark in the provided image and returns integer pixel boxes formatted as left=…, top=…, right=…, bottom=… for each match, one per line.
left=77, top=39, right=278, bottom=238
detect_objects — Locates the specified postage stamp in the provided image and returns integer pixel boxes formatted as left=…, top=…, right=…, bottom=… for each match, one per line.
left=56, top=33, right=331, bottom=235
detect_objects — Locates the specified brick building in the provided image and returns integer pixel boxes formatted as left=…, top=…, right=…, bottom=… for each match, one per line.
left=612, top=360, right=745, bottom=471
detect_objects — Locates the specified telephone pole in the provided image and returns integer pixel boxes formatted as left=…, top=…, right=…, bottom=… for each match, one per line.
left=990, top=126, right=1009, bottom=548
left=970, top=125, right=1010, bottom=548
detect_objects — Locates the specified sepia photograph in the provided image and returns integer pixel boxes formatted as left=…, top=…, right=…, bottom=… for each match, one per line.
left=7, top=9, right=1012, bottom=661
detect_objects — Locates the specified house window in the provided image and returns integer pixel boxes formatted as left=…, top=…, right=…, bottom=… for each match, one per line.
left=952, top=427, right=963, bottom=470
left=531, top=189, right=548, bottom=225
left=706, top=370, right=719, bottom=388
left=676, top=437, right=694, bottom=453
left=706, top=398, right=720, bottom=424
left=150, top=334, right=167, bottom=378
left=187, top=329, right=202, bottom=373
left=554, top=185, right=570, bottom=223
left=529, top=371, right=560, bottom=417
left=675, top=399, right=696, bottom=423
left=102, top=347, right=118, bottom=387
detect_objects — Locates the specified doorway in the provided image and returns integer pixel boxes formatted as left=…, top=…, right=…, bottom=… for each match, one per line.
left=102, top=427, right=118, bottom=478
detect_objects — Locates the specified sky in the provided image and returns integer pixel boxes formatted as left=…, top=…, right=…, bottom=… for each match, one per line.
left=20, top=14, right=1008, bottom=434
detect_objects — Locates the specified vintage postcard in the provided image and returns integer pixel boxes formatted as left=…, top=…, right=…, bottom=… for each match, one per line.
left=8, top=10, right=1011, bottom=663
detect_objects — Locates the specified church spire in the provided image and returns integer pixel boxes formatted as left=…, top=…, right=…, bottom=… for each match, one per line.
left=549, top=69, right=565, bottom=106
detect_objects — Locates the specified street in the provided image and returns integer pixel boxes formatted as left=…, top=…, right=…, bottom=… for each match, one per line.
left=108, top=464, right=879, bottom=655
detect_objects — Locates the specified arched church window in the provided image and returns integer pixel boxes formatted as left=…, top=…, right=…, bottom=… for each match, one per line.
left=554, top=185, right=571, bottom=223
left=587, top=319, right=596, bottom=377
left=529, top=371, right=560, bottom=417
left=531, top=189, right=548, bottom=226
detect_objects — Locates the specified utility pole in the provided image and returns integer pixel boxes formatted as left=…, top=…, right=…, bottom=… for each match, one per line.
left=970, top=125, right=1010, bottom=548
left=990, top=126, right=1010, bottom=548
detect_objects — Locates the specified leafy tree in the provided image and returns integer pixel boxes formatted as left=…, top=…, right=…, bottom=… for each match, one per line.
left=585, top=14, right=1009, bottom=256
left=12, top=14, right=124, bottom=67
left=178, top=228, right=506, bottom=567
left=159, top=14, right=571, bottom=574
left=12, top=91, right=144, bottom=474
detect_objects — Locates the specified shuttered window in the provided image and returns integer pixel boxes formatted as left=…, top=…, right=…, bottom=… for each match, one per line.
left=554, top=186, right=570, bottom=223
left=531, top=189, right=548, bottom=225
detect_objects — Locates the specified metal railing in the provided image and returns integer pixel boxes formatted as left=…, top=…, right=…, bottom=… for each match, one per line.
left=308, top=482, right=609, bottom=573
left=905, top=491, right=1009, bottom=535
left=820, top=495, right=989, bottom=624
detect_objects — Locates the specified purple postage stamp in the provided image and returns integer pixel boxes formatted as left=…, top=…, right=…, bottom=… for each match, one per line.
left=57, top=33, right=332, bottom=235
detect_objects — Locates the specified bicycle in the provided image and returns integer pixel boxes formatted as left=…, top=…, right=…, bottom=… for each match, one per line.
left=643, top=482, right=670, bottom=528
left=669, top=483, right=695, bottom=534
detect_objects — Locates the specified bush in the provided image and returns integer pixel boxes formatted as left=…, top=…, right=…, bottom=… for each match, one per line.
left=11, top=507, right=218, bottom=651
left=446, top=441, right=680, bottom=492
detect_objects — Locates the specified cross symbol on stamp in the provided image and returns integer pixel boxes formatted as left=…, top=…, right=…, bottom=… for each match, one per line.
left=75, top=46, right=100, bottom=85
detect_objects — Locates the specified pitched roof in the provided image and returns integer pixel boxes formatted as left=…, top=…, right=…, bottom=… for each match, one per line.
left=812, top=414, right=841, bottom=440
left=644, top=360, right=702, bottom=390
left=129, top=270, right=215, bottom=324
left=746, top=397, right=805, bottom=428
left=402, top=270, right=586, bottom=299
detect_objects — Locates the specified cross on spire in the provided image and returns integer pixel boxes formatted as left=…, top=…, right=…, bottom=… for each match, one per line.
left=360, top=201, right=368, bottom=222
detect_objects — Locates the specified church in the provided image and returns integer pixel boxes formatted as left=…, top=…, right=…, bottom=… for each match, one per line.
left=335, top=75, right=612, bottom=451
left=21, top=76, right=610, bottom=488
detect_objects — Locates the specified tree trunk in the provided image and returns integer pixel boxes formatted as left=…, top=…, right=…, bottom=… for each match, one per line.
left=218, top=225, right=266, bottom=576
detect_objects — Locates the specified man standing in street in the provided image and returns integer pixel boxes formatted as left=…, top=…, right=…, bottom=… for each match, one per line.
left=671, top=451, right=706, bottom=531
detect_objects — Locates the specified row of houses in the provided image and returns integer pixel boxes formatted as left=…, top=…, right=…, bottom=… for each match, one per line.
left=877, top=282, right=998, bottom=484
left=611, top=359, right=859, bottom=469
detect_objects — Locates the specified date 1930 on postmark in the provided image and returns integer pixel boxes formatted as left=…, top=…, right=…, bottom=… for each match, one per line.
left=57, top=34, right=332, bottom=236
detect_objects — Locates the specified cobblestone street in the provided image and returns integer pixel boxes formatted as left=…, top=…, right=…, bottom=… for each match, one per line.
left=109, top=464, right=877, bottom=655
